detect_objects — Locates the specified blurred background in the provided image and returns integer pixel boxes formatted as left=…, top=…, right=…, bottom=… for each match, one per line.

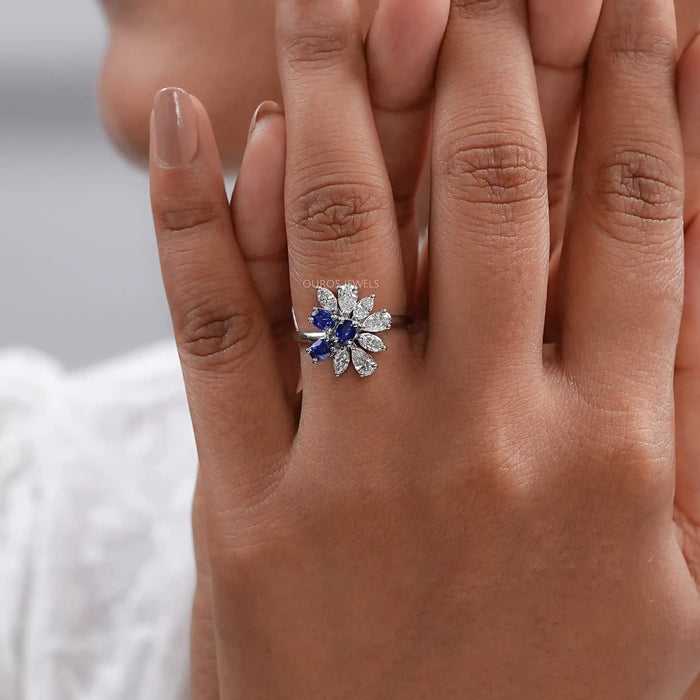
left=0, top=0, right=172, bottom=370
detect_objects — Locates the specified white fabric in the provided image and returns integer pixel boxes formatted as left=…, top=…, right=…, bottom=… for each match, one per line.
left=0, top=342, right=197, bottom=700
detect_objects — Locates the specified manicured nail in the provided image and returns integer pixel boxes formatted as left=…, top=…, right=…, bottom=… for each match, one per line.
left=248, top=100, right=284, bottom=140
left=153, top=87, right=198, bottom=167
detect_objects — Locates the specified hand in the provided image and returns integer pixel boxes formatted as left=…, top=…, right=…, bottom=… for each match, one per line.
left=186, top=0, right=700, bottom=695
left=150, top=0, right=700, bottom=697
left=184, top=1, right=451, bottom=696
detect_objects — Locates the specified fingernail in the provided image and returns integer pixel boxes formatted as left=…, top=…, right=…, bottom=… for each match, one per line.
left=248, top=100, right=284, bottom=140
left=153, top=87, right=198, bottom=167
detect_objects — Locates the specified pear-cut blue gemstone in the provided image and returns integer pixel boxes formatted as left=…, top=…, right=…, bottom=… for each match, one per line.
left=335, top=320, right=357, bottom=343
left=309, top=339, right=333, bottom=361
left=311, top=309, right=334, bottom=330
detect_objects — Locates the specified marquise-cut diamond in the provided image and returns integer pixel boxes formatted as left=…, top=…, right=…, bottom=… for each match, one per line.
left=333, top=346, right=351, bottom=376
left=362, top=310, right=392, bottom=333
left=357, top=333, right=386, bottom=353
left=317, top=287, right=338, bottom=312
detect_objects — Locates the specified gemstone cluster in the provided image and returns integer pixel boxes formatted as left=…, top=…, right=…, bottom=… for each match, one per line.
left=306, top=284, right=392, bottom=377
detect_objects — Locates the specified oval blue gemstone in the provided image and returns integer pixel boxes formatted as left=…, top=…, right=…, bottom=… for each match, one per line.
left=335, top=320, right=357, bottom=343
left=311, top=309, right=334, bottom=330
left=309, top=339, right=333, bottom=361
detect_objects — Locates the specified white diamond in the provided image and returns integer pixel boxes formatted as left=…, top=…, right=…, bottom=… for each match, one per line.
left=337, top=284, right=358, bottom=315
left=317, top=287, right=338, bottom=312
left=333, top=347, right=350, bottom=377
left=353, top=295, right=375, bottom=322
left=357, top=333, right=386, bottom=353
left=351, top=346, right=377, bottom=377
left=362, top=310, right=392, bottom=332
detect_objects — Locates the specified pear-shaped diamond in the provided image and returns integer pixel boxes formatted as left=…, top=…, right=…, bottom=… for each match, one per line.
left=351, top=346, right=378, bottom=377
left=337, top=284, right=359, bottom=315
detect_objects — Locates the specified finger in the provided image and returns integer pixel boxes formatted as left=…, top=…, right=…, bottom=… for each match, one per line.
left=528, top=0, right=603, bottom=343
left=677, top=0, right=700, bottom=50
left=559, top=0, right=684, bottom=387
left=150, top=87, right=294, bottom=501
left=683, top=676, right=700, bottom=700
left=674, top=33, right=700, bottom=518
left=366, top=0, right=450, bottom=295
left=680, top=33, right=700, bottom=229
left=190, top=475, right=219, bottom=700
left=429, top=0, right=550, bottom=371
left=276, top=0, right=412, bottom=391
left=231, top=101, right=299, bottom=398
left=530, top=0, right=602, bottom=248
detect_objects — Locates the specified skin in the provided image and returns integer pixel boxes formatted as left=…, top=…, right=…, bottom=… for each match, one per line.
left=99, top=0, right=699, bottom=171
left=97, top=0, right=700, bottom=696
left=99, top=0, right=377, bottom=166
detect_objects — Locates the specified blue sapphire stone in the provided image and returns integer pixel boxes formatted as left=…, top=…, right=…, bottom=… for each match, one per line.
left=311, top=309, right=334, bottom=330
left=309, top=339, right=333, bottom=361
left=335, top=320, right=357, bottom=343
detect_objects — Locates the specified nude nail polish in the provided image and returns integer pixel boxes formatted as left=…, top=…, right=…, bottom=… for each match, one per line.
left=153, top=87, right=198, bottom=167
left=248, top=100, right=284, bottom=140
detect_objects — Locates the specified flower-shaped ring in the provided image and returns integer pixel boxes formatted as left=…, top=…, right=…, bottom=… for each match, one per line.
left=296, top=284, right=411, bottom=378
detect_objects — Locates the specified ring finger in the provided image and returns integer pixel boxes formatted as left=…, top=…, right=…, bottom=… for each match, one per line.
left=276, top=0, right=413, bottom=396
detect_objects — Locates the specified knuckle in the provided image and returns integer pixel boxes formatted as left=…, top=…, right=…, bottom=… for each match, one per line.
left=178, top=296, right=260, bottom=370
left=206, top=487, right=304, bottom=585
left=439, top=133, right=547, bottom=225
left=575, top=389, right=675, bottom=505
left=288, top=181, right=387, bottom=251
left=464, top=402, right=540, bottom=490
left=450, top=0, right=509, bottom=19
left=281, top=24, right=352, bottom=68
left=594, top=148, right=683, bottom=237
left=608, top=21, right=676, bottom=69
left=603, top=427, right=674, bottom=503
left=156, top=198, right=221, bottom=237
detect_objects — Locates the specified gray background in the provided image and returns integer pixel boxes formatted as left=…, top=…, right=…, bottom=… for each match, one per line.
left=0, top=0, right=173, bottom=369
